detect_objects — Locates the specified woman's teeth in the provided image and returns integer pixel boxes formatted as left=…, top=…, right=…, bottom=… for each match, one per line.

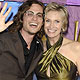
left=48, top=29, right=56, bottom=33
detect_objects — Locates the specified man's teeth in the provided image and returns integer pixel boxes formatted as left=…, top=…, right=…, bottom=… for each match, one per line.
left=30, top=23, right=37, bottom=26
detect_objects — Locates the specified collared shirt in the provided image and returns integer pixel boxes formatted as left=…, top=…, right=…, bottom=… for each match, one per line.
left=18, top=31, right=37, bottom=74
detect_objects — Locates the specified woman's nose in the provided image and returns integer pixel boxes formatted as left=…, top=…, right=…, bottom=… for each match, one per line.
left=50, top=22, right=54, bottom=28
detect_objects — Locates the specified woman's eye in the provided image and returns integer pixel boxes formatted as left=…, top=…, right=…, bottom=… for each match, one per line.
left=55, top=20, right=60, bottom=23
left=45, top=19, right=50, bottom=22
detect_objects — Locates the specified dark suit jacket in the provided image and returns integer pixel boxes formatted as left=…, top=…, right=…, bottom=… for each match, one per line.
left=0, top=32, right=43, bottom=80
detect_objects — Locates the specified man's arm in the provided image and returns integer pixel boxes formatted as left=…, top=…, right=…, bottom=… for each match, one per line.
left=0, top=2, right=13, bottom=32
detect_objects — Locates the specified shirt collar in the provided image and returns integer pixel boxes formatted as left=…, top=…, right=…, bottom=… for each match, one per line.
left=18, top=31, right=28, bottom=48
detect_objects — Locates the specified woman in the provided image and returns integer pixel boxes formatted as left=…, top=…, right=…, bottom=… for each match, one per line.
left=35, top=2, right=80, bottom=80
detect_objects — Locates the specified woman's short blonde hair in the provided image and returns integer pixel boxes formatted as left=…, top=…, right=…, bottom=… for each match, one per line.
left=45, top=2, right=68, bottom=32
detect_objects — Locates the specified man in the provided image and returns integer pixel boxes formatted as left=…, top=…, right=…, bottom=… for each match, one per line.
left=0, top=0, right=44, bottom=80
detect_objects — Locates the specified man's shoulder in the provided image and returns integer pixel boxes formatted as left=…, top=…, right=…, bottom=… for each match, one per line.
left=0, top=31, right=19, bottom=41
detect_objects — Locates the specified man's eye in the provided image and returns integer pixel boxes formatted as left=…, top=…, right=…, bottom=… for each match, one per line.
left=26, top=11, right=33, bottom=16
left=28, top=13, right=33, bottom=16
left=37, top=13, right=43, bottom=18
left=37, top=14, right=43, bottom=18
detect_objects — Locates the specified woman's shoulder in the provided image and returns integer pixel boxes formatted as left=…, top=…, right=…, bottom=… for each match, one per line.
left=63, top=37, right=80, bottom=58
left=63, top=37, right=80, bottom=47
left=59, top=37, right=80, bottom=66
left=62, top=37, right=74, bottom=47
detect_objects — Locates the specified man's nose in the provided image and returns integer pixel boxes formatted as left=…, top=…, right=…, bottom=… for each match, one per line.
left=32, top=15, right=37, bottom=21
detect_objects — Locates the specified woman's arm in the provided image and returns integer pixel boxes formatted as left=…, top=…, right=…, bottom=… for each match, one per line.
left=76, top=55, right=80, bottom=75
left=75, top=42, right=80, bottom=75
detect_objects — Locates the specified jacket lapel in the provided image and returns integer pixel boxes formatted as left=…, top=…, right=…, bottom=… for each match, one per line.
left=13, top=32, right=26, bottom=75
left=25, top=37, right=43, bottom=78
left=12, top=32, right=43, bottom=77
left=25, top=52, right=42, bottom=78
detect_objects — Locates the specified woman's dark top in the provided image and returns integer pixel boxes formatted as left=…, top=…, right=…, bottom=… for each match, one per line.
left=35, top=36, right=78, bottom=80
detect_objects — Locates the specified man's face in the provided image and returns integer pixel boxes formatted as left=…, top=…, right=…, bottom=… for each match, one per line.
left=22, top=3, right=43, bottom=35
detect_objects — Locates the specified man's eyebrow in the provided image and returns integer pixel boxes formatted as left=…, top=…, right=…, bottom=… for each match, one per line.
left=27, top=11, right=43, bottom=14
left=27, top=11, right=33, bottom=13
left=37, top=12, right=43, bottom=14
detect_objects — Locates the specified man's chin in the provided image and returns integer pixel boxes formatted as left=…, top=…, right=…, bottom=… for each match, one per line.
left=28, top=31, right=36, bottom=35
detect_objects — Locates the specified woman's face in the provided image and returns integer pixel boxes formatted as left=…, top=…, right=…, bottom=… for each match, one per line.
left=44, top=11, right=64, bottom=38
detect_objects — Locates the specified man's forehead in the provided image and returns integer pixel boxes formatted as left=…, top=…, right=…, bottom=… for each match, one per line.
left=28, top=4, right=43, bottom=13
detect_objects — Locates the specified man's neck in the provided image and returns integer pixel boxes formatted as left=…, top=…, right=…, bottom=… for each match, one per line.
left=20, top=29, right=35, bottom=49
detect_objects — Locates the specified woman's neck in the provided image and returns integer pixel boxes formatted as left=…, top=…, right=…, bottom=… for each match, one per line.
left=48, top=34, right=60, bottom=46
